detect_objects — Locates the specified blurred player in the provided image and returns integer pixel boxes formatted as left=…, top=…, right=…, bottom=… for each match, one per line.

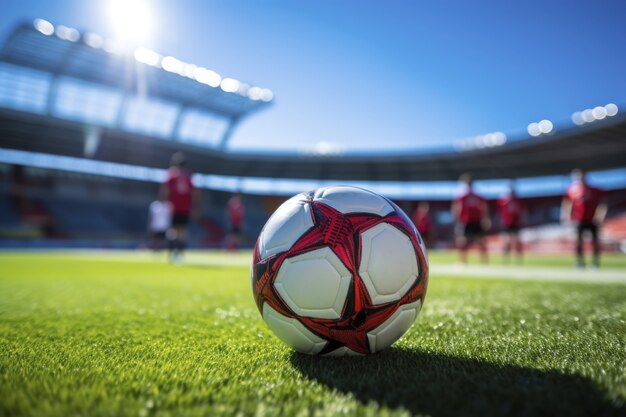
left=497, top=184, right=524, bottom=263
left=561, top=169, right=607, bottom=269
left=160, top=152, right=200, bottom=263
left=452, top=173, right=490, bottom=264
left=147, top=197, right=172, bottom=251
left=412, top=201, right=433, bottom=247
left=226, top=193, right=245, bottom=251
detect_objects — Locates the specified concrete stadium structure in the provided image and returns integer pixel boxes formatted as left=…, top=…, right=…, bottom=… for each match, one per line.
left=1, top=19, right=625, bottom=186
left=0, top=20, right=625, bottom=250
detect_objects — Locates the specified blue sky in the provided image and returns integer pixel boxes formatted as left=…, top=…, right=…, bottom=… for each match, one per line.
left=1, top=0, right=625, bottom=152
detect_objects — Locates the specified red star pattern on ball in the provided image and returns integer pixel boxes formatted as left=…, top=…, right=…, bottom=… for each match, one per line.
left=252, top=197, right=428, bottom=355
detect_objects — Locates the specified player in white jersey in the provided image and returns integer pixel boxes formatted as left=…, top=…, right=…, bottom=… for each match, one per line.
left=148, top=198, right=172, bottom=251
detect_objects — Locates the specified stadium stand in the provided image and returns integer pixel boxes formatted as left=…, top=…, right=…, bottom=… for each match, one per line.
left=0, top=196, right=21, bottom=230
left=0, top=19, right=625, bottom=251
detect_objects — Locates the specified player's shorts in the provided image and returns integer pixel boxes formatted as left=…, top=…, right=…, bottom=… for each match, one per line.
left=151, top=231, right=166, bottom=240
left=171, top=213, right=190, bottom=227
left=230, top=225, right=242, bottom=235
left=576, top=222, right=597, bottom=236
left=456, top=222, right=485, bottom=239
left=504, top=224, right=520, bottom=233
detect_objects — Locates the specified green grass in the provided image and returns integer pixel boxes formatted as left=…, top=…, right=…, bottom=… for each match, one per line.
left=0, top=251, right=625, bottom=417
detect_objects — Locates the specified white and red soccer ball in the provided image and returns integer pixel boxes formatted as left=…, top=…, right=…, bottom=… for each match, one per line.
left=251, top=186, right=429, bottom=356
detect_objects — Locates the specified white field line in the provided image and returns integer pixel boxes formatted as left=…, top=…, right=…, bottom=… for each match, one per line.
left=6, top=250, right=624, bottom=284
left=27, top=250, right=253, bottom=266
left=431, top=265, right=626, bottom=284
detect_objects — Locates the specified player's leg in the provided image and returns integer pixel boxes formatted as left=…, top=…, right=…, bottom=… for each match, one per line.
left=169, top=225, right=185, bottom=263
left=457, top=236, right=468, bottom=264
left=513, top=229, right=523, bottom=264
left=177, top=224, right=188, bottom=258
left=422, top=231, right=431, bottom=249
left=232, top=227, right=242, bottom=251
left=166, top=214, right=183, bottom=262
left=575, top=224, right=585, bottom=268
left=226, top=225, right=240, bottom=251
left=166, top=226, right=178, bottom=259
left=470, top=223, right=488, bottom=264
left=456, top=224, right=468, bottom=264
left=152, top=231, right=166, bottom=252
left=148, top=231, right=156, bottom=251
left=502, top=231, right=511, bottom=263
left=590, top=223, right=600, bottom=268
left=477, top=235, right=488, bottom=264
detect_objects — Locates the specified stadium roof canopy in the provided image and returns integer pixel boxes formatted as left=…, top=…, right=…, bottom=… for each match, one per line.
left=0, top=19, right=625, bottom=185
left=0, top=19, right=273, bottom=149
left=1, top=107, right=625, bottom=182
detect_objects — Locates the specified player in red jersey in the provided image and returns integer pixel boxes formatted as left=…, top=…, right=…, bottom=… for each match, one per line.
left=498, top=185, right=524, bottom=263
left=160, top=152, right=200, bottom=263
left=226, top=192, right=245, bottom=251
left=412, top=202, right=433, bottom=248
left=451, top=173, right=490, bottom=264
left=561, top=169, right=607, bottom=268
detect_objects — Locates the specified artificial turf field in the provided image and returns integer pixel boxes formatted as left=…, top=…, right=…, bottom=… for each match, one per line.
left=1, top=251, right=625, bottom=417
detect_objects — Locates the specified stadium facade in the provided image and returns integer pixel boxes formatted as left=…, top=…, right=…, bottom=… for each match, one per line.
left=0, top=19, right=625, bottom=248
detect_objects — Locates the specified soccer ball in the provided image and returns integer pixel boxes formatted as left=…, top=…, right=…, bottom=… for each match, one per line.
left=251, top=186, right=429, bottom=356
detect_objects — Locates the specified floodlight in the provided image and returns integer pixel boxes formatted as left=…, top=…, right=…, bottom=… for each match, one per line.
left=538, top=119, right=553, bottom=134
left=220, top=78, right=240, bottom=93
left=107, top=0, right=153, bottom=44
left=605, top=103, right=618, bottom=117
left=33, top=19, right=54, bottom=36
left=527, top=122, right=541, bottom=137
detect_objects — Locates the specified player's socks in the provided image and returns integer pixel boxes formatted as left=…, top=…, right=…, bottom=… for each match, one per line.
left=168, top=239, right=182, bottom=263
left=167, top=238, right=176, bottom=253
left=576, top=257, right=585, bottom=269
left=172, top=240, right=186, bottom=264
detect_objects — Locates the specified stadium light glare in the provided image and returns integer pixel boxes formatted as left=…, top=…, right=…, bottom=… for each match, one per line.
left=248, top=86, right=262, bottom=101
left=33, top=19, right=54, bottom=36
left=605, top=103, right=618, bottom=117
left=183, top=63, right=197, bottom=79
left=26, top=19, right=273, bottom=104
left=103, top=39, right=124, bottom=55
left=134, top=47, right=161, bottom=67
left=571, top=111, right=584, bottom=125
left=56, top=25, right=80, bottom=42
left=527, top=122, right=541, bottom=137
left=538, top=119, right=553, bottom=134
left=162, top=56, right=184, bottom=74
left=574, top=104, right=618, bottom=126
left=237, top=82, right=250, bottom=96
left=261, top=88, right=274, bottom=102
left=220, top=78, right=240, bottom=93
left=67, top=28, right=80, bottom=42
left=308, top=141, right=345, bottom=155
left=193, top=67, right=221, bottom=87
left=454, top=131, right=506, bottom=151
left=84, top=32, right=104, bottom=49
left=483, top=133, right=498, bottom=147
left=581, top=111, right=593, bottom=122
left=107, top=0, right=153, bottom=44
left=592, top=106, right=607, bottom=120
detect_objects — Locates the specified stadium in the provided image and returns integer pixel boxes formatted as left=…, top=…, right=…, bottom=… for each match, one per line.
left=1, top=3, right=625, bottom=417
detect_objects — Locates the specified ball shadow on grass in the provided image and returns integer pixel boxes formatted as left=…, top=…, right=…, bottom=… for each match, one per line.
left=290, top=348, right=624, bottom=417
